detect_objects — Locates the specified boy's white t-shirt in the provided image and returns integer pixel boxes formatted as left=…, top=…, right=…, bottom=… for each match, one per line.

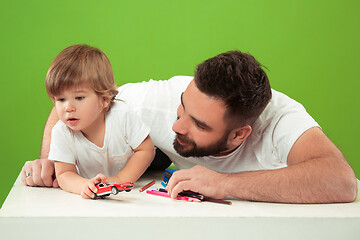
left=117, top=76, right=320, bottom=173
left=48, top=101, right=150, bottom=179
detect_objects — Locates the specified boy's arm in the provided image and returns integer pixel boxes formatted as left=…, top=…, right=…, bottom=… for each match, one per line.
left=55, top=162, right=87, bottom=194
left=55, top=162, right=107, bottom=199
left=21, top=107, right=59, bottom=187
left=107, top=136, right=155, bottom=183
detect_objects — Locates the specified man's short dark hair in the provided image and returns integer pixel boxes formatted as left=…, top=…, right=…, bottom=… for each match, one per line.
left=194, top=50, right=272, bottom=128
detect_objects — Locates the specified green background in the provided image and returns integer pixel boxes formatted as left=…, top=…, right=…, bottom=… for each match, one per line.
left=0, top=0, right=359, bottom=207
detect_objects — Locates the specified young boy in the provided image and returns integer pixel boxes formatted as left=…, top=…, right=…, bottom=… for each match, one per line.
left=46, top=44, right=155, bottom=199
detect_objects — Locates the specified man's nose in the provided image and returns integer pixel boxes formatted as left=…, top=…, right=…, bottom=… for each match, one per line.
left=172, top=116, right=189, bottom=135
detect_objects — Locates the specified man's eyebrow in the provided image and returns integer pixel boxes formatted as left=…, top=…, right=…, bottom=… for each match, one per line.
left=180, top=92, right=185, bottom=109
left=180, top=92, right=212, bottom=130
left=191, top=116, right=212, bottom=130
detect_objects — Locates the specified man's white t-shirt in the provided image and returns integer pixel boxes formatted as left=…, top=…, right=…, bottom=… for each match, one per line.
left=48, top=101, right=150, bottom=179
left=117, top=76, right=319, bottom=173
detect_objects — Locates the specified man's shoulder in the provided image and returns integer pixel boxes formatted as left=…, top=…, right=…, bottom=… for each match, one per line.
left=250, top=89, right=319, bottom=162
left=257, top=89, right=307, bottom=124
left=108, top=100, right=130, bottom=113
left=269, top=89, right=305, bottom=109
left=107, top=101, right=144, bottom=124
left=118, top=75, right=192, bottom=93
left=116, top=76, right=192, bottom=111
left=251, top=88, right=318, bottom=145
left=167, top=75, right=193, bottom=84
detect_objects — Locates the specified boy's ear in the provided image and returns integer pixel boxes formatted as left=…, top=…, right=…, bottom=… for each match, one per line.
left=228, top=125, right=252, bottom=147
left=103, top=97, right=111, bottom=109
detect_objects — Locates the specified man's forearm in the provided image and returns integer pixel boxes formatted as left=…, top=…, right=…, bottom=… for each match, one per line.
left=222, top=157, right=357, bottom=203
left=40, top=107, right=59, bottom=159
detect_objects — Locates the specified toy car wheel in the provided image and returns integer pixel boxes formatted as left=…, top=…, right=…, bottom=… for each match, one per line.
left=125, top=189, right=131, bottom=192
left=91, top=193, right=98, bottom=200
left=111, top=186, right=119, bottom=195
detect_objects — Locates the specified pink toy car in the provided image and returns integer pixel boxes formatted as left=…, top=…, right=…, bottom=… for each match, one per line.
left=92, top=182, right=134, bottom=199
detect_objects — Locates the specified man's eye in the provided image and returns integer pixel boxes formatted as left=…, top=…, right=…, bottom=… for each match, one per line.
left=76, top=97, right=85, bottom=100
left=196, top=122, right=206, bottom=130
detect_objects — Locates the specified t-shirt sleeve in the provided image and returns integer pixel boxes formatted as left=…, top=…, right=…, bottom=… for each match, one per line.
left=48, top=122, right=77, bottom=165
left=272, top=103, right=320, bottom=165
left=124, top=109, right=151, bottom=150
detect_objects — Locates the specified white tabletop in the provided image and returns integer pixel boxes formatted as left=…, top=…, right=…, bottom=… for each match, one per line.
left=1, top=171, right=359, bottom=240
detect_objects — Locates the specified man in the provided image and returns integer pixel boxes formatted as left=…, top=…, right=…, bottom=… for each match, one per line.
left=22, top=51, right=357, bottom=203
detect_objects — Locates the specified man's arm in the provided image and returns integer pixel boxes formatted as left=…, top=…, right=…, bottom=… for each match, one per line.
left=166, top=127, right=358, bottom=203
left=39, top=107, right=59, bottom=159
left=21, top=107, right=60, bottom=187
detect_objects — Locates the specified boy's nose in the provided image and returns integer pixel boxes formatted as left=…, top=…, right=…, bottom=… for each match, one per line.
left=65, top=102, right=76, bottom=112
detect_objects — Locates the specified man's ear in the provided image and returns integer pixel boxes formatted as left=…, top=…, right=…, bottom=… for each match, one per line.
left=228, top=125, right=252, bottom=147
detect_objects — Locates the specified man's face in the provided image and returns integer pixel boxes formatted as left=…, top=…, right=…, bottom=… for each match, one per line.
left=172, top=80, right=232, bottom=157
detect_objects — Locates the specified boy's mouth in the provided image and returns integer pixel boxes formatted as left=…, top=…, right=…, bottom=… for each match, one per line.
left=67, top=118, right=79, bottom=124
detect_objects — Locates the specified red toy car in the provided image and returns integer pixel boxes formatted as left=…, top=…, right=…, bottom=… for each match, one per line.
left=92, top=182, right=134, bottom=199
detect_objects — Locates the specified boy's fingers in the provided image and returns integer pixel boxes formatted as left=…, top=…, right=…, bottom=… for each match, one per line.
left=53, top=178, right=59, bottom=188
left=88, top=182, right=98, bottom=193
left=94, top=173, right=107, bottom=184
left=81, top=191, right=91, bottom=199
left=86, top=186, right=96, bottom=199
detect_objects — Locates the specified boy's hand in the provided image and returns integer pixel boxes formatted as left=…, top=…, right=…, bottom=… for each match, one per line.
left=81, top=173, right=107, bottom=199
left=106, top=175, right=121, bottom=183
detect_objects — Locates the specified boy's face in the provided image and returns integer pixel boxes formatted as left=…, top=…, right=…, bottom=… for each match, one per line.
left=53, top=84, right=109, bottom=136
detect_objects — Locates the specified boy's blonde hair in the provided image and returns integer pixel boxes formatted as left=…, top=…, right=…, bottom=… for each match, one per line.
left=46, top=44, right=118, bottom=111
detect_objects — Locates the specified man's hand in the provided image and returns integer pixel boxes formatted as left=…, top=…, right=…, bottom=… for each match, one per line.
left=21, top=159, right=59, bottom=188
left=165, top=165, right=227, bottom=199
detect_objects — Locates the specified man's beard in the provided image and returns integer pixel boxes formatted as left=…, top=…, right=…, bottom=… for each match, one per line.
left=173, top=131, right=230, bottom=158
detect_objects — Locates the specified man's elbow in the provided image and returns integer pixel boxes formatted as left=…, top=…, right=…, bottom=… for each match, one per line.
left=343, top=176, right=358, bottom=202
left=335, top=173, right=358, bottom=203
left=328, top=155, right=358, bottom=203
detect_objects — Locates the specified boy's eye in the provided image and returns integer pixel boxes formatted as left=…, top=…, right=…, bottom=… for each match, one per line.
left=57, top=98, right=65, bottom=102
left=76, top=96, right=85, bottom=100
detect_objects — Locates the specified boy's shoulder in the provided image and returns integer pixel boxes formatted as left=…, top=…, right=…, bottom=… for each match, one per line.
left=51, top=120, right=75, bottom=141
left=53, top=120, right=68, bottom=131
